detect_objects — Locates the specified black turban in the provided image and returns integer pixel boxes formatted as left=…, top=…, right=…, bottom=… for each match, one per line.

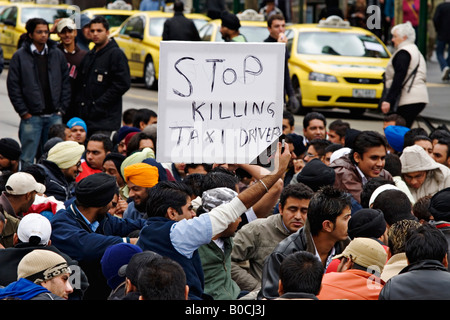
left=296, top=158, right=335, bottom=192
left=348, top=208, right=386, bottom=239
left=75, top=173, right=118, bottom=207
left=429, top=187, right=450, bottom=222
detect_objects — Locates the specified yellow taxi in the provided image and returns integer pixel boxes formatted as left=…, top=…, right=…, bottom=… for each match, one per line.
left=286, top=16, right=391, bottom=115
left=81, top=7, right=139, bottom=34
left=0, top=2, right=71, bottom=60
left=114, top=10, right=210, bottom=89
left=198, top=9, right=269, bottom=42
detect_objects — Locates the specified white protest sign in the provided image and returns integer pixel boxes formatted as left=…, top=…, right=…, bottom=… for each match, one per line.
left=156, top=41, right=285, bottom=164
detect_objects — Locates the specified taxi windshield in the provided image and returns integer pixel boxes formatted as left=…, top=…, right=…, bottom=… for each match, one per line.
left=297, top=31, right=389, bottom=58
left=21, top=7, right=69, bottom=24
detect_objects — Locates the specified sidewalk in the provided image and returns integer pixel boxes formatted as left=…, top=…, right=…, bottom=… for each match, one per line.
left=420, top=51, right=450, bottom=122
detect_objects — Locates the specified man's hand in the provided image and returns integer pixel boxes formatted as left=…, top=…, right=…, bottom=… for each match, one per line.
left=277, top=32, right=287, bottom=43
left=273, top=141, right=291, bottom=177
left=381, top=101, right=390, bottom=114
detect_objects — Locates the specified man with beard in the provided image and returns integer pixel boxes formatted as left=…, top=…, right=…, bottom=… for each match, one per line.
left=122, top=162, right=159, bottom=220
left=0, top=138, right=30, bottom=173
left=50, top=173, right=146, bottom=300
left=38, top=141, right=85, bottom=202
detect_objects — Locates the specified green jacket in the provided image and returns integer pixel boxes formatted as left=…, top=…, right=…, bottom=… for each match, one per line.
left=198, top=237, right=240, bottom=300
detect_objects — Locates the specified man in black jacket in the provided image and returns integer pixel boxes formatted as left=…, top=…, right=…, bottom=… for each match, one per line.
left=264, top=14, right=300, bottom=114
left=258, top=185, right=351, bottom=299
left=379, top=223, right=450, bottom=300
left=433, top=0, right=450, bottom=81
left=162, top=0, right=200, bottom=41
left=77, top=16, right=131, bottom=138
left=7, top=18, right=71, bottom=165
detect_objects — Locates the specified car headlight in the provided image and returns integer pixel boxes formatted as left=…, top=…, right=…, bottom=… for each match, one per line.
left=308, top=72, right=338, bottom=82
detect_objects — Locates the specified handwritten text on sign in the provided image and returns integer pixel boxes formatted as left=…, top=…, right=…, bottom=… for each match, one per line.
left=156, top=41, right=285, bottom=164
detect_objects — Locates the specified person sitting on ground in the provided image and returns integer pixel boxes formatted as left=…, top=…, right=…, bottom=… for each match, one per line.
left=259, top=185, right=352, bottom=299
left=276, top=251, right=323, bottom=300
left=400, top=144, right=450, bottom=201
left=0, top=249, right=73, bottom=300
left=379, top=224, right=450, bottom=299
left=380, top=219, right=421, bottom=282
left=330, top=130, right=393, bottom=204
left=317, top=237, right=387, bottom=300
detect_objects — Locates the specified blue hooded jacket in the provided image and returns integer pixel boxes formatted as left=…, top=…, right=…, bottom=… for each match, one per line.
left=0, top=278, right=50, bottom=300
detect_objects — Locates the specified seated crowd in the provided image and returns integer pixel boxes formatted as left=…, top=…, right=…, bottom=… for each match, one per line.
left=1, top=109, right=450, bottom=301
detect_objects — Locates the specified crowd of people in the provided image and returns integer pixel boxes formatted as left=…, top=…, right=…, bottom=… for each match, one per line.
left=0, top=2, right=447, bottom=303
left=0, top=80, right=450, bottom=301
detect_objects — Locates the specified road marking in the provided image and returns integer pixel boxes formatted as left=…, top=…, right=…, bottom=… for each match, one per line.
left=427, top=82, right=450, bottom=88
left=125, top=92, right=158, bottom=102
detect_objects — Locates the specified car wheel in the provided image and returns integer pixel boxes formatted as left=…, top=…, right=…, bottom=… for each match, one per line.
left=349, top=108, right=366, bottom=117
left=144, top=57, right=157, bottom=90
left=289, top=77, right=304, bottom=115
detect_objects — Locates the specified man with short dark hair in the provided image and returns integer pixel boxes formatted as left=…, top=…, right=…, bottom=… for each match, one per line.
left=276, top=251, right=323, bottom=300
left=264, top=14, right=299, bottom=114
left=259, top=185, right=352, bottom=299
left=302, top=112, right=327, bottom=145
left=379, top=224, right=450, bottom=299
left=432, top=138, right=450, bottom=167
left=7, top=18, right=71, bottom=164
left=231, top=183, right=314, bottom=293
left=330, top=130, right=393, bottom=204
left=77, top=16, right=131, bottom=138
left=327, top=119, right=350, bottom=145
left=76, top=134, right=113, bottom=182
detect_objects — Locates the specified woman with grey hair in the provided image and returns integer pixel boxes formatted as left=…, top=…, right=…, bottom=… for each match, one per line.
left=380, top=21, right=428, bottom=128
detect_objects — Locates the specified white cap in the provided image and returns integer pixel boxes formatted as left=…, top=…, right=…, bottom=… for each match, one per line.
left=56, top=18, right=77, bottom=33
left=369, top=184, right=401, bottom=207
left=5, top=172, right=46, bottom=195
left=17, top=213, right=52, bottom=245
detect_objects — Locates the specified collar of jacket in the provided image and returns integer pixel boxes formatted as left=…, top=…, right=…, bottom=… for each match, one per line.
left=400, top=259, right=448, bottom=274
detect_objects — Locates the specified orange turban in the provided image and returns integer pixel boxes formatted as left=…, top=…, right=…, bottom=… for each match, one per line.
left=124, top=163, right=159, bottom=188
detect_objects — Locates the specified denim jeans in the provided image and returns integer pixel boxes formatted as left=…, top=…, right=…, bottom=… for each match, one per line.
left=19, top=114, right=62, bottom=164
left=436, top=39, right=450, bottom=71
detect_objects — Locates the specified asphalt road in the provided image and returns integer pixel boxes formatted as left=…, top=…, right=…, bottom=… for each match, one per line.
left=0, top=52, right=447, bottom=140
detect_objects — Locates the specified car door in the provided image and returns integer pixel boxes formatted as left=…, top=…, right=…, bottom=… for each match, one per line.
left=115, top=15, right=145, bottom=77
left=0, top=5, right=18, bottom=60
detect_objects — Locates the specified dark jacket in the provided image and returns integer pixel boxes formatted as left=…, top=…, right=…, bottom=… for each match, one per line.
left=330, top=154, right=393, bottom=204
left=7, top=39, right=71, bottom=117
left=57, top=43, right=88, bottom=123
left=433, top=2, right=450, bottom=42
left=76, top=38, right=131, bottom=133
left=0, top=242, right=88, bottom=300
left=162, top=12, right=201, bottom=41
left=258, top=223, right=350, bottom=299
left=38, top=160, right=72, bottom=202
left=379, top=259, right=450, bottom=300
left=264, top=35, right=295, bottom=98
left=137, top=217, right=206, bottom=300
left=50, top=202, right=145, bottom=300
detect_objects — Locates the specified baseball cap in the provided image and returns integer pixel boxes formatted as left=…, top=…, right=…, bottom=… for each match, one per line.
left=5, top=172, right=46, bottom=195
left=57, top=18, right=77, bottom=33
left=332, top=237, right=387, bottom=272
left=17, top=213, right=52, bottom=245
